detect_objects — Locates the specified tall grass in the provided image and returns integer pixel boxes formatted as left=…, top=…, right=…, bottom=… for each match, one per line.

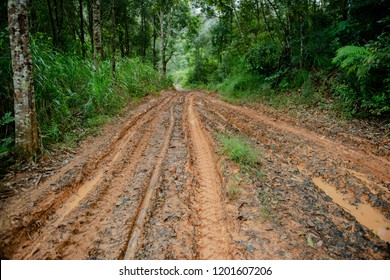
left=32, top=40, right=169, bottom=146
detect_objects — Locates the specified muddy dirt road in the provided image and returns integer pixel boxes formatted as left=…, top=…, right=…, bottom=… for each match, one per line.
left=0, top=90, right=389, bottom=259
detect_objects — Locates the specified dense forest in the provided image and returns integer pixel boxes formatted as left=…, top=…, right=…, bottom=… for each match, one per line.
left=1, top=0, right=389, bottom=168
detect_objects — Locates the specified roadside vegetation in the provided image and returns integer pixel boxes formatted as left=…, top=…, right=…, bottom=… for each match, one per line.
left=1, top=1, right=181, bottom=173
left=169, top=1, right=389, bottom=121
left=1, top=38, right=169, bottom=174
left=32, top=39, right=168, bottom=147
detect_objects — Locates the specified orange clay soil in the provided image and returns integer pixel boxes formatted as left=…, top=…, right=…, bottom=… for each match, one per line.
left=0, top=90, right=389, bottom=260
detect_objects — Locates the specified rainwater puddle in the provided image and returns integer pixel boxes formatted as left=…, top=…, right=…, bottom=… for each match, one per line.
left=313, top=177, right=390, bottom=243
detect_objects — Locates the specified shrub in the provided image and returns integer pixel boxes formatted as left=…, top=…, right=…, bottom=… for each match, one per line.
left=333, top=34, right=390, bottom=116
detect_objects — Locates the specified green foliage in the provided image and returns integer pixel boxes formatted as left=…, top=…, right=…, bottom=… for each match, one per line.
left=0, top=112, right=14, bottom=174
left=0, top=112, right=14, bottom=157
left=333, top=35, right=390, bottom=116
left=0, top=112, right=14, bottom=126
left=246, top=33, right=281, bottom=75
left=186, top=54, right=218, bottom=85
left=333, top=46, right=371, bottom=78
left=218, top=134, right=261, bottom=172
left=32, top=39, right=169, bottom=146
left=177, top=0, right=390, bottom=120
left=216, top=73, right=265, bottom=103
left=116, top=58, right=169, bottom=98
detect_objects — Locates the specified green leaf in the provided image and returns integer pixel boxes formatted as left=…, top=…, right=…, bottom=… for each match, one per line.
left=307, top=234, right=314, bottom=248
left=0, top=112, right=14, bottom=126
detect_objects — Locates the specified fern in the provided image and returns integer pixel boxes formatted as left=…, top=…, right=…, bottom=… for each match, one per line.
left=333, top=41, right=390, bottom=116
left=332, top=46, right=372, bottom=80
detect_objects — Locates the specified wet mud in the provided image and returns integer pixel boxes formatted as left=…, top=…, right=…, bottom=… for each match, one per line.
left=0, top=91, right=388, bottom=259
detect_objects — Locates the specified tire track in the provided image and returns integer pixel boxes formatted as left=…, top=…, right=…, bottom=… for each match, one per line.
left=123, top=106, right=176, bottom=259
left=186, top=95, right=232, bottom=260
left=1, top=90, right=388, bottom=260
left=197, top=94, right=390, bottom=245
left=131, top=96, right=197, bottom=260
left=201, top=95, right=390, bottom=183
left=13, top=94, right=178, bottom=259
left=51, top=94, right=177, bottom=227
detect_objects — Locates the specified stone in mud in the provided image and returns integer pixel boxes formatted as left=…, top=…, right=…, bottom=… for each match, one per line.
left=264, top=226, right=274, bottom=231
left=316, top=240, right=324, bottom=248
left=333, top=229, right=344, bottom=238
left=354, top=196, right=361, bottom=204
left=342, top=251, right=352, bottom=259
left=277, top=251, right=285, bottom=257
left=245, top=245, right=255, bottom=252
left=307, top=220, right=315, bottom=227
left=115, top=199, right=122, bottom=207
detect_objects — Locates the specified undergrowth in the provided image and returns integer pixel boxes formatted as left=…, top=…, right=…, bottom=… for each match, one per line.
left=0, top=37, right=170, bottom=175
left=209, top=70, right=327, bottom=113
left=32, top=39, right=170, bottom=147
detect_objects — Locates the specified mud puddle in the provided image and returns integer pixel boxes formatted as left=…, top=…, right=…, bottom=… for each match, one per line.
left=313, top=177, right=390, bottom=242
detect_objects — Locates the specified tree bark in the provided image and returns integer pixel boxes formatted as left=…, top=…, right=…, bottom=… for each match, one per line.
left=124, top=13, right=130, bottom=57
left=119, top=28, right=124, bottom=57
left=111, top=0, right=116, bottom=75
left=87, top=0, right=94, bottom=56
left=140, top=2, right=146, bottom=57
left=47, top=0, right=57, bottom=46
left=159, top=10, right=166, bottom=78
left=153, top=13, right=157, bottom=69
left=92, top=0, right=102, bottom=62
left=79, top=0, right=85, bottom=58
left=8, top=0, right=39, bottom=158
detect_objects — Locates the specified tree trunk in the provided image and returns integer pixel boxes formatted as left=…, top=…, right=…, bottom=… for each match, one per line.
left=119, top=28, right=124, bottom=57
left=111, top=0, right=116, bottom=75
left=92, top=0, right=102, bottom=62
left=47, top=0, right=57, bottom=46
left=140, top=2, right=146, bottom=57
left=87, top=0, right=94, bottom=56
left=255, top=0, right=261, bottom=34
left=153, top=13, right=157, bottom=69
left=159, top=10, right=166, bottom=78
left=229, top=0, right=245, bottom=47
left=79, top=0, right=85, bottom=58
left=124, top=14, right=130, bottom=57
left=8, top=0, right=39, bottom=158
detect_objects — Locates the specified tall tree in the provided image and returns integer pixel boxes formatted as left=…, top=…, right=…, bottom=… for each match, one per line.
left=79, top=0, right=86, bottom=57
left=111, top=0, right=116, bottom=74
left=92, top=0, right=102, bottom=62
left=157, top=0, right=189, bottom=78
left=8, top=0, right=39, bottom=158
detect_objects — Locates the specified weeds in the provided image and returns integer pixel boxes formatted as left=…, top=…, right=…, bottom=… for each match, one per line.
left=218, top=133, right=263, bottom=200
left=218, top=134, right=261, bottom=172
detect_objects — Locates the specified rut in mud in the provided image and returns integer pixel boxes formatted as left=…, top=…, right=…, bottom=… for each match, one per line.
left=0, top=90, right=389, bottom=260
